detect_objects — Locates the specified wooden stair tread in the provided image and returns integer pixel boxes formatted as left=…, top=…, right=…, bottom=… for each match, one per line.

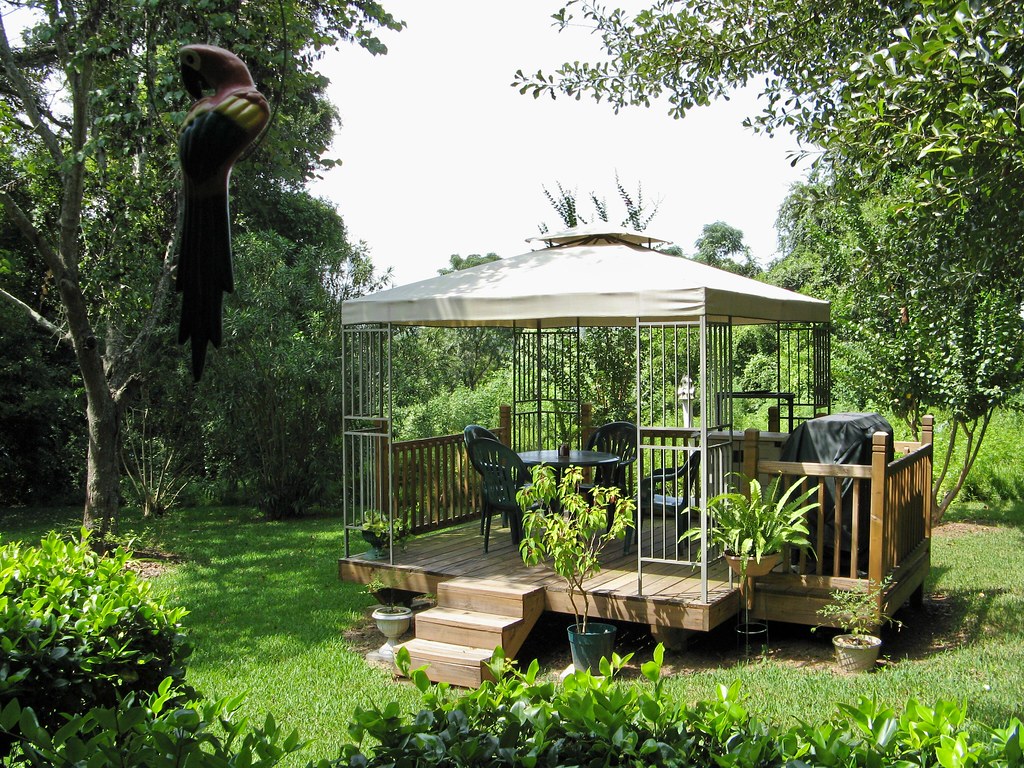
left=400, top=638, right=494, bottom=662
left=417, top=606, right=523, bottom=630
left=441, top=577, right=544, bottom=598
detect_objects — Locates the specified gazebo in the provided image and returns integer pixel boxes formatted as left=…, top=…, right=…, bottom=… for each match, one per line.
left=341, top=225, right=830, bottom=595
left=338, top=225, right=932, bottom=686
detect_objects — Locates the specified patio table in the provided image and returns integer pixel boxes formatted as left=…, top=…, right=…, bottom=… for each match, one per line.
left=517, top=449, right=619, bottom=472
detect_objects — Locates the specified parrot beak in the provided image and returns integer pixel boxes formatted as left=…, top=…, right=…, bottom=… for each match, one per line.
left=180, top=47, right=208, bottom=100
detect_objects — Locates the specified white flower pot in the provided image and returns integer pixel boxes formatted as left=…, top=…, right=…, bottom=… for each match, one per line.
left=833, top=633, right=882, bottom=673
left=371, top=606, right=412, bottom=661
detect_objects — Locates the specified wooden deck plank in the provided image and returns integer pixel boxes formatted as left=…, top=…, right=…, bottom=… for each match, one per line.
left=341, top=521, right=741, bottom=631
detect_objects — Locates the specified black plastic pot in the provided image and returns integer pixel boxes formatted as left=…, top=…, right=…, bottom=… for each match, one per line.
left=567, top=622, right=617, bottom=673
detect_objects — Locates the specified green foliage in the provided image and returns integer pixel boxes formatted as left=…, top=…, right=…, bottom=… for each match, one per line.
left=394, top=369, right=511, bottom=440
left=517, top=465, right=634, bottom=631
left=693, top=221, right=759, bottom=278
left=0, top=530, right=190, bottom=755
left=538, top=172, right=660, bottom=233
left=0, top=0, right=401, bottom=530
left=199, top=197, right=388, bottom=519
left=334, top=645, right=1024, bottom=768
left=959, top=406, right=1024, bottom=503
left=816, top=576, right=895, bottom=637
left=0, top=679, right=302, bottom=768
left=682, top=474, right=816, bottom=570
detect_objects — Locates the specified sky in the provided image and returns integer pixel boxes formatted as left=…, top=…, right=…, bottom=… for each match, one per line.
left=312, top=2, right=812, bottom=287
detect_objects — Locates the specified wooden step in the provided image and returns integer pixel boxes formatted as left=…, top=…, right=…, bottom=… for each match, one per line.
left=399, top=638, right=495, bottom=687
left=414, top=606, right=524, bottom=650
left=438, top=577, right=546, bottom=620
left=397, top=577, right=546, bottom=687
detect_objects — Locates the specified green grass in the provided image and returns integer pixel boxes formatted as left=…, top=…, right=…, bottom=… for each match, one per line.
left=1, top=505, right=422, bottom=766
left=4, top=500, right=1024, bottom=763
left=660, top=501, right=1024, bottom=727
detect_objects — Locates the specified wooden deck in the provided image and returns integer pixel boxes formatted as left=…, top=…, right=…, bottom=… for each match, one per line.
left=339, top=520, right=741, bottom=634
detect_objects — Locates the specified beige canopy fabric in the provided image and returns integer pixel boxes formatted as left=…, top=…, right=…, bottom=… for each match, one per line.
left=341, top=231, right=829, bottom=328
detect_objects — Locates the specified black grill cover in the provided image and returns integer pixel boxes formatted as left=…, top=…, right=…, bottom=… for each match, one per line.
left=780, top=413, right=894, bottom=574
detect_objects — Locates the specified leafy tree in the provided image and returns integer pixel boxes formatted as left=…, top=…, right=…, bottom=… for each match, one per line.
left=0, top=0, right=400, bottom=532
left=693, top=221, right=759, bottom=277
left=390, top=253, right=511, bottom=403
left=200, top=192, right=388, bottom=518
left=774, top=173, right=1024, bottom=519
left=516, top=0, right=1024, bottom=517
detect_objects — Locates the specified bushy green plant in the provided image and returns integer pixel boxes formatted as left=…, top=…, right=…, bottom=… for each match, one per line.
left=0, top=530, right=190, bottom=755
left=682, top=473, right=817, bottom=576
left=816, top=576, right=897, bottom=638
left=329, top=645, right=1024, bottom=768
left=394, top=371, right=511, bottom=440
left=0, top=678, right=302, bottom=767
left=517, top=465, right=635, bottom=631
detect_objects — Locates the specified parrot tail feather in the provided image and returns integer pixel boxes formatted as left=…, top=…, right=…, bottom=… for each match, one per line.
left=177, top=191, right=233, bottom=381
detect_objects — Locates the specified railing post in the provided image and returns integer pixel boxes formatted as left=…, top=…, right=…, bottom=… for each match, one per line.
left=868, top=431, right=888, bottom=593
left=499, top=404, right=511, bottom=446
left=920, top=414, right=934, bottom=446
left=742, top=428, right=760, bottom=495
left=373, top=417, right=392, bottom=519
left=767, top=406, right=780, bottom=433
left=920, top=413, right=934, bottom=535
left=580, top=402, right=593, bottom=448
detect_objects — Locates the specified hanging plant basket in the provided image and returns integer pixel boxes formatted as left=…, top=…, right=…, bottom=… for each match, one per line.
left=725, top=552, right=781, bottom=578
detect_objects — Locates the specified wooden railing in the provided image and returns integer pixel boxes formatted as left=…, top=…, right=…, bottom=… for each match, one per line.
left=388, top=407, right=511, bottom=535
left=739, top=415, right=934, bottom=619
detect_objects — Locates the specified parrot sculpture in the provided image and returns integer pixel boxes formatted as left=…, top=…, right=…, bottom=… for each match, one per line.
left=176, top=44, right=270, bottom=381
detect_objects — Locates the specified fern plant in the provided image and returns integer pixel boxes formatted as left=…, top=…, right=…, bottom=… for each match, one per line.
left=683, top=473, right=817, bottom=568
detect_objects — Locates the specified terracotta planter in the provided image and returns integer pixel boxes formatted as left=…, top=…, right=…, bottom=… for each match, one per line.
left=833, top=633, right=882, bottom=672
left=725, top=552, right=781, bottom=578
left=371, top=606, right=413, bottom=661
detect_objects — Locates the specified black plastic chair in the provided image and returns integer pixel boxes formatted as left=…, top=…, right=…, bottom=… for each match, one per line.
left=585, top=421, right=638, bottom=492
left=466, top=437, right=530, bottom=553
left=464, top=424, right=502, bottom=536
left=583, top=421, right=638, bottom=543
left=632, top=449, right=702, bottom=555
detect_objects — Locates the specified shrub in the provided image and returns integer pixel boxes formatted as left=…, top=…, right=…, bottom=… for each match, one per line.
left=0, top=678, right=302, bottom=767
left=329, top=645, right=1024, bottom=768
left=0, top=530, right=190, bottom=755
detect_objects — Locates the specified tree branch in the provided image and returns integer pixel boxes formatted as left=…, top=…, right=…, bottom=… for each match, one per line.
left=0, top=286, right=70, bottom=343
left=0, top=189, right=63, bottom=276
left=0, top=12, right=65, bottom=166
left=109, top=236, right=178, bottom=402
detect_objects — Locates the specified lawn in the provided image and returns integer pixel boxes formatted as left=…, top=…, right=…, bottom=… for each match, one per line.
left=2, top=500, right=1023, bottom=765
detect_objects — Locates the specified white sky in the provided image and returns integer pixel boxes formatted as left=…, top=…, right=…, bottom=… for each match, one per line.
left=313, top=2, right=812, bottom=287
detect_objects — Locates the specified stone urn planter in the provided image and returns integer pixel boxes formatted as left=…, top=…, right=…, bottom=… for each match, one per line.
left=371, top=605, right=413, bottom=661
left=832, top=633, right=882, bottom=672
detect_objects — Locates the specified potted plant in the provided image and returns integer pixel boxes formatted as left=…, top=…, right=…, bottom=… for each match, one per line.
left=682, top=473, right=817, bottom=581
left=816, top=575, right=898, bottom=672
left=365, top=573, right=414, bottom=662
left=517, top=464, right=634, bottom=673
left=360, top=509, right=408, bottom=560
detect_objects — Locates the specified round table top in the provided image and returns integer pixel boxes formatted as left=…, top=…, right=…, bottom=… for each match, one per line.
left=517, top=449, right=619, bottom=468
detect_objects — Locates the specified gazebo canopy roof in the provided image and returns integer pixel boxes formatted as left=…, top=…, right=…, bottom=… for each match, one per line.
left=341, top=227, right=829, bottom=328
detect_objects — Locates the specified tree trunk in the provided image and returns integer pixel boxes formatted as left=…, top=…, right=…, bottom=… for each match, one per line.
left=82, top=388, right=121, bottom=536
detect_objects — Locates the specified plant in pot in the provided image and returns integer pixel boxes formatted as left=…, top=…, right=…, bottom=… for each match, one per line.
left=815, top=575, right=898, bottom=673
left=365, top=573, right=413, bottom=662
left=516, top=464, right=635, bottom=674
left=360, top=509, right=408, bottom=560
left=681, top=473, right=818, bottom=581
